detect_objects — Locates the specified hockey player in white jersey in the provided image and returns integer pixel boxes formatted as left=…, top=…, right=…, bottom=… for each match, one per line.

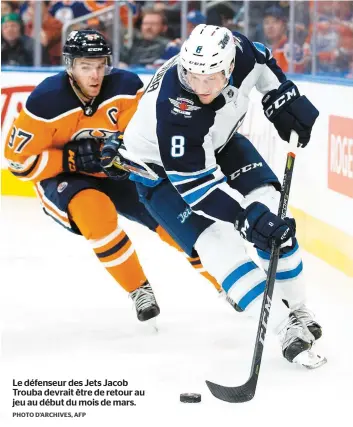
left=101, top=25, right=323, bottom=366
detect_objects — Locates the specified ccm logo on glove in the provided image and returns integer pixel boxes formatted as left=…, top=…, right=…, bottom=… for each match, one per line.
left=280, top=226, right=290, bottom=241
left=67, top=149, right=76, bottom=172
left=63, top=138, right=102, bottom=174
left=263, top=86, right=298, bottom=119
left=262, top=80, right=319, bottom=147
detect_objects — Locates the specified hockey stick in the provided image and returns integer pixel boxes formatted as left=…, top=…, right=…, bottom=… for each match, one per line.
left=206, top=130, right=299, bottom=403
left=112, top=147, right=159, bottom=181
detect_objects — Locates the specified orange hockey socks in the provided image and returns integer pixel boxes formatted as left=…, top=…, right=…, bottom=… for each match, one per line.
left=68, top=189, right=146, bottom=292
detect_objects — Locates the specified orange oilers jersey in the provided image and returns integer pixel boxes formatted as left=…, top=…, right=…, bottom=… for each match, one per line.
left=4, top=68, right=143, bottom=183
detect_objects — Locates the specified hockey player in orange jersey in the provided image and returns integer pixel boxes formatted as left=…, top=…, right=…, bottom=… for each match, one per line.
left=4, top=29, right=226, bottom=323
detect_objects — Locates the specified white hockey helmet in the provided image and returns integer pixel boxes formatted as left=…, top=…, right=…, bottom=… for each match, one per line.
left=178, top=25, right=236, bottom=93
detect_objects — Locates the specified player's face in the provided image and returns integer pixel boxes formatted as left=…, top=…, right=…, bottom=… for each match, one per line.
left=72, top=58, right=106, bottom=97
left=186, top=71, right=227, bottom=104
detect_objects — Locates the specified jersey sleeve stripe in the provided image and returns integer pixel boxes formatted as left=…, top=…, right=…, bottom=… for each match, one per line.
left=253, top=42, right=267, bottom=57
left=19, top=151, right=49, bottom=181
left=24, top=105, right=82, bottom=123
left=25, top=90, right=144, bottom=123
left=8, top=155, right=39, bottom=177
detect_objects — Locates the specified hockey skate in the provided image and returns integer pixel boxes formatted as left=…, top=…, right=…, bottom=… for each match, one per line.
left=291, top=304, right=322, bottom=341
left=279, top=306, right=326, bottom=369
left=282, top=301, right=322, bottom=341
left=129, top=281, right=160, bottom=322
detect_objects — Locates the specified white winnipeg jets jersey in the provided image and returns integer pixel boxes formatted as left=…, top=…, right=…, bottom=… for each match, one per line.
left=124, top=32, right=287, bottom=222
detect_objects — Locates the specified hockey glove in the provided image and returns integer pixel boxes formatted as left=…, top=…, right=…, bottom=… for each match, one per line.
left=100, top=133, right=130, bottom=180
left=235, top=202, right=296, bottom=252
left=262, top=80, right=319, bottom=147
left=63, top=138, right=102, bottom=173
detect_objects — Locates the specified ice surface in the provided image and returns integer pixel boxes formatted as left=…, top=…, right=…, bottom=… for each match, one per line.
left=1, top=197, right=352, bottom=427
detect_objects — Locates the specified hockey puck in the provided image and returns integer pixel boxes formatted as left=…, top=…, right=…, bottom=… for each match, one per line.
left=180, top=393, right=201, bottom=403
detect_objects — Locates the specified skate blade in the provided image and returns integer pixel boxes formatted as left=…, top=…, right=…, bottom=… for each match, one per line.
left=146, top=317, right=159, bottom=333
left=293, top=349, right=327, bottom=369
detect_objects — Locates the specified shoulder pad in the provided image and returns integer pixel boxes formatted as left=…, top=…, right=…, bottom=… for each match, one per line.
left=25, top=72, right=79, bottom=120
left=101, top=69, right=143, bottom=98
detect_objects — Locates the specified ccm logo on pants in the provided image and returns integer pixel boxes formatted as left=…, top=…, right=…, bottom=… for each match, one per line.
left=230, top=162, right=263, bottom=180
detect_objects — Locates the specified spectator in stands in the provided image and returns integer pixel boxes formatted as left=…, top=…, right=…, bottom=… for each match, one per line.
left=152, top=9, right=205, bottom=67
left=119, top=9, right=170, bottom=67
left=262, top=5, right=306, bottom=73
left=186, top=9, right=206, bottom=35
left=143, top=0, right=189, bottom=39
left=251, top=2, right=309, bottom=46
left=206, top=1, right=237, bottom=28
left=24, top=0, right=63, bottom=65
left=86, top=17, right=105, bottom=32
left=334, top=2, right=353, bottom=75
left=49, top=0, right=113, bottom=24
left=1, top=12, right=49, bottom=66
left=1, top=1, right=17, bottom=17
left=312, top=0, right=353, bottom=74
left=85, top=18, right=110, bottom=42
left=262, top=5, right=287, bottom=49
left=143, top=1, right=179, bottom=11
left=291, top=0, right=311, bottom=46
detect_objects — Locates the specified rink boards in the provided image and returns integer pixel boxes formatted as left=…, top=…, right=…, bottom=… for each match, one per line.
left=1, top=70, right=352, bottom=276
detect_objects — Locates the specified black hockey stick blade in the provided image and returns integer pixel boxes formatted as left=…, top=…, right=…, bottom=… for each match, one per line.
left=206, top=376, right=257, bottom=403
left=205, top=131, right=299, bottom=403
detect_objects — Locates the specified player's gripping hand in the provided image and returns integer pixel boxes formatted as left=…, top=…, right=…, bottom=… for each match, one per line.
left=63, top=139, right=102, bottom=173
left=262, top=80, right=319, bottom=147
left=100, top=133, right=129, bottom=180
left=235, top=202, right=296, bottom=252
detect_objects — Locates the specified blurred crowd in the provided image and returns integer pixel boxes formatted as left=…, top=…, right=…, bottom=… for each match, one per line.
left=1, top=0, right=353, bottom=78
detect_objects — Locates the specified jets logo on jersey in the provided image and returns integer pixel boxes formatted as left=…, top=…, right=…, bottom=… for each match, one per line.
left=177, top=207, right=193, bottom=224
left=169, top=97, right=201, bottom=118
